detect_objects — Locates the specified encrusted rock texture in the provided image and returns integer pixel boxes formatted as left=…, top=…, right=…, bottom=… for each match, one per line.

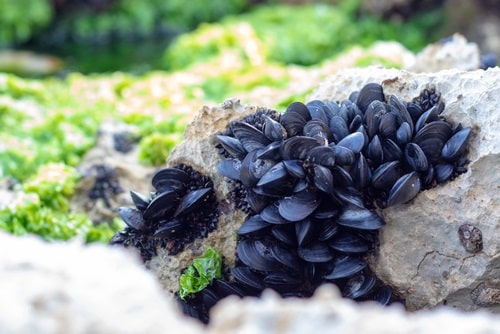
left=310, top=67, right=500, bottom=312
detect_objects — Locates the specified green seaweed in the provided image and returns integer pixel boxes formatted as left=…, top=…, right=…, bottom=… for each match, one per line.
left=179, top=247, right=223, bottom=300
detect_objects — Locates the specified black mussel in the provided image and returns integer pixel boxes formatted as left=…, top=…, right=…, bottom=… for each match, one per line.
left=312, top=164, right=335, bottom=196
left=151, top=168, right=190, bottom=193
left=337, top=205, right=385, bottom=230
left=256, top=162, right=291, bottom=192
left=382, top=138, right=402, bottom=162
left=256, top=141, right=282, bottom=160
left=281, top=102, right=310, bottom=137
left=308, top=146, right=336, bottom=168
left=314, top=200, right=341, bottom=219
left=351, top=153, right=371, bottom=190
left=213, top=279, right=246, bottom=298
left=364, top=100, right=385, bottom=139
left=378, top=112, right=397, bottom=139
left=357, top=82, right=385, bottom=113
left=263, top=116, right=286, bottom=141
left=386, top=171, right=421, bottom=207
left=372, top=285, right=392, bottom=305
left=333, top=145, right=356, bottom=165
left=143, top=190, right=179, bottom=220
left=281, top=136, right=321, bottom=161
left=329, top=232, right=370, bottom=254
left=388, top=94, right=414, bottom=134
left=306, top=100, right=330, bottom=124
left=246, top=190, right=270, bottom=213
left=349, top=114, right=363, bottom=133
left=174, top=188, right=212, bottom=217
left=323, top=100, right=341, bottom=117
left=334, top=187, right=365, bottom=208
left=271, top=243, right=303, bottom=271
left=271, top=225, right=297, bottom=247
left=240, top=150, right=274, bottom=188
left=295, top=219, right=316, bottom=247
left=200, top=288, right=219, bottom=309
left=130, top=190, right=150, bottom=211
left=119, top=207, right=145, bottom=230
left=349, top=91, right=359, bottom=104
left=217, top=159, right=242, bottom=181
left=371, top=161, right=401, bottom=190
left=406, top=101, right=424, bottom=123
left=323, top=255, right=367, bottom=280
left=337, top=132, right=365, bottom=154
left=366, top=135, right=384, bottom=166
left=263, top=271, right=303, bottom=291
left=332, top=165, right=353, bottom=188
left=414, top=104, right=440, bottom=133
left=343, top=271, right=377, bottom=299
left=283, top=160, right=306, bottom=179
left=216, top=135, right=247, bottom=160
left=278, top=188, right=320, bottom=222
left=434, top=163, right=455, bottom=183
left=317, top=220, right=339, bottom=241
left=420, top=165, right=435, bottom=189
left=329, top=115, right=350, bottom=143
left=442, top=127, right=471, bottom=162
left=238, top=214, right=271, bottom=235
left=292, top=179, right=308, bottom=193
left=261, top=203, right=290, bottom=225
left=298, top=241, right=333, bottom=263
left=396, top=122, right=412, bottom=146
left=231, top=266, right=265, bottom=291
left=413, top=121, right=452, bottom=163
left=404, top=143, right=429, bottom=172
left=153, top=218, right=184, bottom=238
left=231, top=121, right=271, bottom=153
left=237, top=239, right=281, bottom=272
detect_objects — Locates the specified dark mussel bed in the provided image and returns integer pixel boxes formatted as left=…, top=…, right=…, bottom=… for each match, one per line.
left=112, top=83, right=471, bottom=324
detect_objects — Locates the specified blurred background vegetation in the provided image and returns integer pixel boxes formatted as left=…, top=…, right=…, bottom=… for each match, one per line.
left=0, top=0, right=498, bottom=242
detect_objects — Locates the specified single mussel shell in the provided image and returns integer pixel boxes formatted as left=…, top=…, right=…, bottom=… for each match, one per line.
left=308, top=146, right=336, bottom=168
left=372, top=285, right=392, bottom=305
left=271, top=225, right=297, bottom=247
left=382, top=138, right=402, bottom=162
left=130, top=190, right=150, bottom=211
left=303, top=120, right=331, bottom=141
left=174, top=187, right=212, bottom=217
left=261, top=202, right=290, bottom=225
left=280, top=136, right=321, bottom=161
left=323, top=255, right=367, bottom=280
left=414, top=104, right=440, bottom=133
left=351, top=153, right=371, bottom=190
left=231, top=266, right=265, bottom=291
left=357, top=82, right=385, bottom=113
left=306, top=100, right=330, bottom=124
left=441, top=127, right=471, bottom=162
left=404, top=143, right=429, bottom=172
left=434, top=163, right=455, bottom=183
left=343, top=271, right=377, bottom=299
left=264, top=271, right=303, bottom=291
left=312, top=164, right=335, bottom=196
left=349, top=114, right=363, bottom=133
left=237, top=239, right=281, bottom=272
left=386, top=171, right=421, bottom=207
left=256, top=161, right=293, bottom=196
left=396, top=122, right=412, bottom=146
left=238, top=214, right=271, bottom=235
left=413, top=121, right=452, bottom=163
left=364, top=100, right=385, bottom=139
left=297, top=241, right=333, bottom=263
left=278, top=188, right=320, bottom=222
left=334, top=187, right=365, bottom=208
left=281, top=102, right=310, bottom=137
left=388, top=94, right=414, bottom=134
left=231, top=121, right=271, bottom=153
left=336, top=132, right=365, bottom=154
left=153, top=218, right=184, bottom=238
left=329, top=232, right=370, bottom=254
left=332, top=165, right=353, bottom=187
left=200, top=287, right=219, bottom=309
left=406, top=101, right=424, bottom=123
left=378, top=112, right=397, bottom=139
left=256, top=141, right=282, bottom=160
left=333, top=145, right=356, bottom=165
left=283, top=160, right=306, bottom=179
left=366, top=135, right=383, bottom=166
left=329, top=115, right=350, bottom=143
left=119, top=207, right=145, bottom=230
left=246, top=190, right=271, bottom=213
left=151, top=167, right=190, bottom=193
left=371, top=161, right=401, bottom=190
left=213, top=279, right=246, bottom=298
left=143, top=190, right=179, bottom=220
left=216, top=134, right=247, bottom=160
left=240, top=150, right=274, bottom=188
left=295, top=219, right=316, bottom=247
left=337, top=204, right=385, bottom=230
left=263, top=116, right=286, bottom=142
left=317, top=220, right=339, bottom=241
left=217, top=159, right=242, bottom=181
left=271, top=243, right=303, bottom=271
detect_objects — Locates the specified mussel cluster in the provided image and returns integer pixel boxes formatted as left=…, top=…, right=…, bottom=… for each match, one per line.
left=87, top=164, right=123, bottom=208
left=110, top=164, right=219, bottom=261
left=209, top=83, right=470, bottom=313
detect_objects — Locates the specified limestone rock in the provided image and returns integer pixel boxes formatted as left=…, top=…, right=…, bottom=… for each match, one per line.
left=208, top=285, right=500, bottom=334
left=0, top=231, right=202, bottom=334
left=310, top=66, right=500, bottom=312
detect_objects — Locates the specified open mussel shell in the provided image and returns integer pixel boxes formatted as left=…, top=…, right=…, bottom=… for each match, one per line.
left=278, top=188, right=320, bottom=222
left=441, top=127, right=471, bottom=162
left=386, top=171, right=421, bottom=207
left=237, top=239, right=281, bottom=272
left=151, top=168, right=190, bottom=193
left=216, top=134, right=247, bottom=160
left=130, top=190, right=150, bottom=211
left=174, top=187, right=212, bottom=217
left=143, top=190, right=179, bottom=220
left=337, top=205, right=385, bottom=230
left=323, top=255, right=367, bottom=280
left=119, top=207, right=145, bottom=230
left=343, top=271, right=377, bottom=299
left=231, top=121, right=271, bottom=153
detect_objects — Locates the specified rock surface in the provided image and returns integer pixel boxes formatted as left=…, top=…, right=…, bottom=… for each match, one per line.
left=310, top=66, right=500, bottom=312
left=0, top=231, right=202, bottom=334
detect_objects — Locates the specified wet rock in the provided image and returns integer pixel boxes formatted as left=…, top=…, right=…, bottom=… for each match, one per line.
left=0, top=232, right=201, bottom=334
left=310, top=66, right=500, bottom=312
left=208, top=284, right=500, bottom=334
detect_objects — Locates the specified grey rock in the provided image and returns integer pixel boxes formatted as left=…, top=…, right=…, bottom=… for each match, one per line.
left=0, top=231, right=202, bottom=334
left=310, top=67, right=500, bottom=312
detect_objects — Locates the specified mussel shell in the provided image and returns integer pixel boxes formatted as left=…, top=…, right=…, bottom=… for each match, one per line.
left=271, top=243, right=303, bottom=271
left=337, top=205, right=385, bottom=230
left=329, top=115, right=350, bottom=143
left=357, top=82, right=384, bottom=113
left=231, top=121, right=271, bottom=153
left=151, top=168, right=190, bottom=193
left=174, top=187, right=212, bottom=217
left=312, top=164, right=335, bottom=196
left=413, top=121, right=452, bottom=163
left=271, top=225, right=297, bottom=247
left=153, top=218, right=184, bottom=238
left=329, top=232, right=370, bottom=254
left=263, top=271, right=303, bottom=291
left=386, top=171, right=421, bottom=207
left=237, top=239, right=281, bottom=272
left=281, top=136, right=321, bottom=161
left=278, top=188, right=320, bottom=222
left=441, top=127, right=471, bottom=162
left=217, top=159, right=241, bottom=181
left=238, top=214, right=271, bottom=235
left=382, top=138, right=402, bottom=162
left=396, top=122, right=412, bottom=146
left=308, top=146, right=336, bottom=168
left=246, top=190, right=271, bottom=213
left=129, top=190, right=150, bottom=211
left=256, top=141, right=282, bottom=160
left=372, top=285, right=392, bottom=305
left=371, top=161, right=401, bottom=190
left=119, top=207, right=145, bottom=230
left=143, top=190, right=179, bottom=220
left=415, top=104, right=440, bottom=133
left=263, top=116, right=286, bottom=141
left=378, top=112, right=397, bottom=139
left=303, top=120, right=331, bottom=141
left=364, top=100, right=385, bottom=139
left=388, top=94, right=414, bottom=134
left=366, top=135, right=383, bottom=166
left=334, top=145, right=356, bottom=165
left=306, top=100, right=330, bottom=124
left=283, top=160, right=306, bottom=179
left=295, top=219, right=316, bottom=247
left=256, top=161, right=291, bottom=190
left=281, top=102, right=310, bottom=137
left=317, top=220, right=339, bottom=241
left=351, top=153, right=371, bottom=190
left=240, top=150, right=274, bottom=188
left=231, top=266, right=265, bottom=291
left=343, top=271, right=377, bottom=299
left=261, top=203, right=290, bottom=225
left=297, top=241, right=333, bottom=263
left=404, top=143, right=429, bottom=172
left=337, top=132, right=365, bottom=154
left=216, top=134, right=247, bottom=160
left=434, top=163, right=454, bottom=183
left=323, top=255, right=367, bottom=280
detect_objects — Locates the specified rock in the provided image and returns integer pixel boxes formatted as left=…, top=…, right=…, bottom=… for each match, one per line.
left=208, top=284, right=500, bottom=334
left=0, top=231, right=202, bottom=334
left=310, top=66, right=500, bottom=312
left=409, top=34, right=481, bottom=72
